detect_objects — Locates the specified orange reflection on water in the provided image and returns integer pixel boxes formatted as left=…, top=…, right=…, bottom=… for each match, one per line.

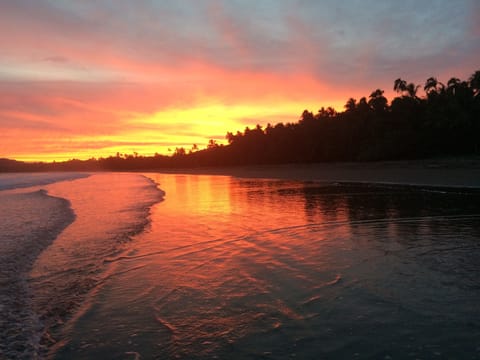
left=165, top=174, right=234, bottom=217
left=106, top=175, right=345, bottom=354
left=56, top=174, right=361, bottom=358
left=144, top=174, right=336, bottom=242
left=47, top=174, right=480, bottom=359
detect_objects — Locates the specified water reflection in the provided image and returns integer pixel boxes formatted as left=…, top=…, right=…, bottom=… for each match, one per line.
left=55, top=175, right=480, bottom=359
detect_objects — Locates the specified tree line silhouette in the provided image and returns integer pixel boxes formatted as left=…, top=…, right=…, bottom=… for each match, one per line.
left=1, top=70, right=479, bottom=172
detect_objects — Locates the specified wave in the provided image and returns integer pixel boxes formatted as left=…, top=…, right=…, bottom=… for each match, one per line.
left=0, top=173, right=164, bottom=359
left=0, top=172, right=90, bottom=191
left=0, top=189, right=75, bottom=359
left=24, top=173, right=164, bottom=358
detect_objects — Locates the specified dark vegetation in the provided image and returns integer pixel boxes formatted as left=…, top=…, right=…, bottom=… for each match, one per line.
left=2, top=70, right=479, bottom=172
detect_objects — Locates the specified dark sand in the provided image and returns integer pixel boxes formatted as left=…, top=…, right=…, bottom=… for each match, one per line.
left=160, top=158, right=480, bottom=188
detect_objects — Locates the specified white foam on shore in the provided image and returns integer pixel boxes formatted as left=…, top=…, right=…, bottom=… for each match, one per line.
left=0, top=172, right=164, bottom=359
left=28, top=173, right=164, bottom=357
left=0, top=189, right=75, bottom=359
left=0, top=172, right=89, bottom=191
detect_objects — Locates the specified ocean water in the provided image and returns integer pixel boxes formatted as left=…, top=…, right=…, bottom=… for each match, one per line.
left=53, top=174, right=480, bottom=360
left=0, top=173, right=163, bottom=359
left=0, top=173, right=88, bottom=358
left=1, top=173, right=480, bottom=359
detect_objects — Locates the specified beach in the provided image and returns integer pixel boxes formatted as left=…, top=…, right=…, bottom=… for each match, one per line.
left=161, top=158, right=480, bottom=188
left=53, top=166, right=480, bottom=359
left=3, top=1, right=479, bottom=357
left=1, top=162, right=480, bottom=359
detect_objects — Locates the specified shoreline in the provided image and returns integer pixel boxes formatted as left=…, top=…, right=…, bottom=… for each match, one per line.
left=155, top=158, right=480, bottom=188
left=2, top=157, right=480, bottom=188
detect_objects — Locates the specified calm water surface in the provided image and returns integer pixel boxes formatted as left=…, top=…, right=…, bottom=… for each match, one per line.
left=53, top=174, right=480, bottom=359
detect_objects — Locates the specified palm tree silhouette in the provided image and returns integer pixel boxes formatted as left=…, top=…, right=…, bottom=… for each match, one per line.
left=368, top=89, right=388, bottom=112
left=469, top=70, right=480, bottom=97
left=344, top=98, right=357, bottom=112
left=394, top=78, right=407, bottom=94
left=424, top=77, right=444, bottom=96
left=447, top=77, right=461, bottom=96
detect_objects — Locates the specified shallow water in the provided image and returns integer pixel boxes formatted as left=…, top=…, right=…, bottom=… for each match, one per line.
left=52, top=174, right=480, bottom=359
left=0, top=189, right=74, bottom=358
left=30, top=174, right=163, bottom=353
left=0, top=173, right=162, bottom=359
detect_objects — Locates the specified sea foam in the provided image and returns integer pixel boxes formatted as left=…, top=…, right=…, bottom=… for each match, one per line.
left=29, top=173, right=164, bottom=358
left=0, top=172, right=163, bottom=359
left=0, top=188, right=75, bottom=358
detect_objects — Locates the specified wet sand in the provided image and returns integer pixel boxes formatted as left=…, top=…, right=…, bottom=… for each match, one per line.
left=163, top=158, right=480, bottom=188
left=53, top=172, right=480, bottom=359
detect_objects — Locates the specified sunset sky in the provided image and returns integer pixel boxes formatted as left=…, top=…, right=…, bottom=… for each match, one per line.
left=1, top=0, right=479, bottom=161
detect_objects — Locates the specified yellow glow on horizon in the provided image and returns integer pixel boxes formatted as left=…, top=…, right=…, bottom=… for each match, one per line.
left=134, top=100, right=318, bottom=135
left=8, top=99, right=345, bottom=163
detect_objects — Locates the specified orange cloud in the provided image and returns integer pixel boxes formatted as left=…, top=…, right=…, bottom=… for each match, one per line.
left=2, top=52, right=359, bottom=162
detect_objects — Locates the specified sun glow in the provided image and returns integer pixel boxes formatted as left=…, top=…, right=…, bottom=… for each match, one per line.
left=132, top=100, right=321, bottom=145
left=9, top=100, right=327, bottom=162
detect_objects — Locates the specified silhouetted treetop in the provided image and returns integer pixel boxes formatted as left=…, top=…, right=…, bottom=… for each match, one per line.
left=3, top=70, right=479, bottom=172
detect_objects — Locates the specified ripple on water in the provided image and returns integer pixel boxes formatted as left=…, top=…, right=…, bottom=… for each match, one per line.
left=50, top=177, right=480, bottom=359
